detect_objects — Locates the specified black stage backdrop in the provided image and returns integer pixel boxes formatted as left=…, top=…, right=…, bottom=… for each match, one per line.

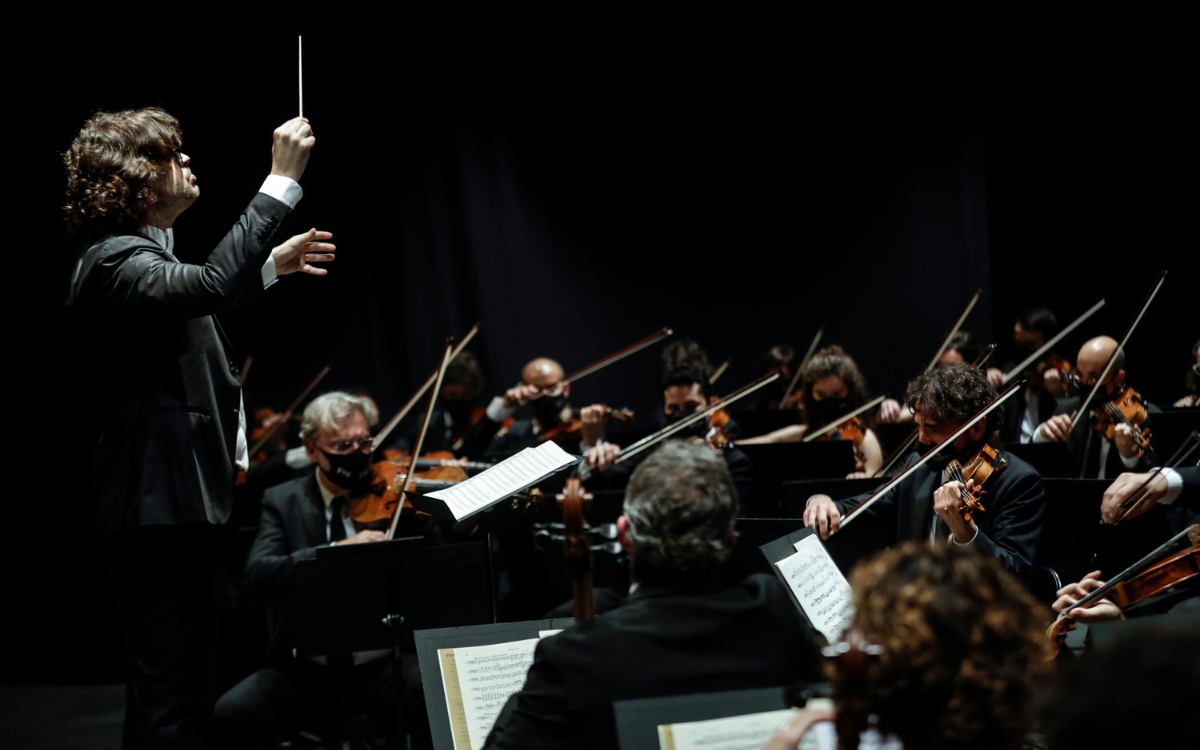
left=13, top=14, right=1193, bottom=683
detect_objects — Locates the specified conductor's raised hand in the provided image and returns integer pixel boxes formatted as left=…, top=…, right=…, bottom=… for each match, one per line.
left=272, top=229, right=336, bottom=276
left=270, top=117, right=316, bottom=183
left=803, top=494, right=840, bottom=540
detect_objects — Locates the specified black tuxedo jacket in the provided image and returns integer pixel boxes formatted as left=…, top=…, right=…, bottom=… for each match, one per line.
left=999, top=384, right=1059, bottom=446
left=243, top=473, right=330, bottom=658
left=833, top=451, right=1046, bottom=579
left=1174, top=465, right=1200, bottom=513
left=1054, top=396, right=1159, bottom=478
left=483, top=574, right=823, bottom=750
left=66, top=193, right=293, bottom=532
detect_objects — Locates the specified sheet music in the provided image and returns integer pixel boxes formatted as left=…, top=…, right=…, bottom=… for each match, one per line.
left=426, top=442, right=577, bottom=520
left=774, top=534, right=855, bottom=642
left=450, top=638, right=541, bottom=750
left=658, top=709, right=797, bottom=750
left=437, top=648, right=472, bottom=750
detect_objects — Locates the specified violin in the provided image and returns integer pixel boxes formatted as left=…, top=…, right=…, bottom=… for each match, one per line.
left=347, top=457, right=469, bottom=524
left=1089, top=383, right=1153, bottom=457
left=537, top=406, right=635, bottom=443
left=944, top=443, right=1007, bottom=521
left=448, top=405, right=487, bottom=451
left=1047, top=525, right=1200, bottom=658
left=558, top=478, right=595, bottom=622
left=1027, top=352, right=1071, bottom=393
left=819, top=417, right=867, bottom=472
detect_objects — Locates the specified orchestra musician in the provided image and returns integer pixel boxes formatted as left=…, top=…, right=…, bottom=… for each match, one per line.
left=1174, top=338, right=1199, bottom=408
left=743, top=343, right=798, bottom=411
left=389, top=351, right=487, bottom=454
left=582, top=362, right=756, bottom=503
left=878, top=330, right=983, bottom=423
left=482, top=442, right=824, bottom=750
left=210, top=392, right=430, bottom=749
left=1033, top=336, right=1159, bottom=479
left=991, top=307, right=1068, bottom=445
left=64, top=107, right=326, bottom=748
left=738, top=345, right=884, bottom=477
left=766, top=543, right=1049, bottom=750
left=803, top=364, right=1046, bottom=578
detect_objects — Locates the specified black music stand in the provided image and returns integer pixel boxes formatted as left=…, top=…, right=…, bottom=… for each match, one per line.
left=740, top=442, right=856, bottom=514
left=1149, top=409, right=1200, bottom=459
left=613, top=687, right=792, bottom=750
left=734, top=410, right=802, bottom=439
left=414, top=619, right=578, bottom=750
left=780, top=478, right=885, bottom=518
left=293, top=540, right=494, bottom=657
left=1004, top=442, right=1075, bottom=478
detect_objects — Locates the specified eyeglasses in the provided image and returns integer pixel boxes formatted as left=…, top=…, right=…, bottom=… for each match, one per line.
left=325, top=437, right=373, bottom=453
left=168, top=146, right=185, bottom=166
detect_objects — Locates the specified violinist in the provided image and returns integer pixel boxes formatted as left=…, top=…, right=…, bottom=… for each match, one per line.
left=389, top=351, right=487, bottom=454
left=994, top=307, right=1069, bottom=445
left=1034, top=336, right=1159, bottom=478
left=211, top=391, right=430, bottom=748
left=1173, top=337, right=1199, bottom=408
left=877, top=331, right=983, bottom=423
left=738, top=346, right=884, bottom=477
left=582, top=363, right=756, bottom=503
left=804, top=364, right=1046, bottom=578
left=743, top=343, right=798, bottom=411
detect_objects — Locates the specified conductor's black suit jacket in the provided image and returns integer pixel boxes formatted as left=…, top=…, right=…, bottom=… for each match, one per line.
left=833, top=451, right=1046, bottom=579
left=482, top=574, right=823, bottom=750
left=66, top=193, right=292, bottom=532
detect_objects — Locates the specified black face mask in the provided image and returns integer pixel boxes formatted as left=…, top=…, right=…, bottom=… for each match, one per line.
left=812, top=398, right=852, bottom=424
left=664, top=408, right=710, bottom=437
left=444, top=399, right=476, bottom=426
left=531, top=396, right=567, bottom=427
left=320, top=448, right=372, bottom=489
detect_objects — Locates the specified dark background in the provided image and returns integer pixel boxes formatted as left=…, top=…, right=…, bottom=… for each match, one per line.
left=12, top=12, right=1194, bottom=684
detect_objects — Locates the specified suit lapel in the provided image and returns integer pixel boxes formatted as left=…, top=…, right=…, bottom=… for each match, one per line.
left=302, top=473, right=329, bottom=547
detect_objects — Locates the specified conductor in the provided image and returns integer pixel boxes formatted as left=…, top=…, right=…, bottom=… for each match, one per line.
left=64, top=107, right=332, bottom=748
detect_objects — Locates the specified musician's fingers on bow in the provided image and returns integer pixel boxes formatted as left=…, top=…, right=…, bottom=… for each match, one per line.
left=1066, top=598, right=1123, bottom=624
left=1040, top=414, right=1073, bottom=441
left=986, top=367, right=1003, bottom=389
left=1053, top=571, right=1104, bottom=611
left=803, top=495, right=839, bottom=540
left=1101, top=473, right=1141, bottom=523
left=585, top=443, right=621, bottom=471
left=877, top=398, right=901, bottom=423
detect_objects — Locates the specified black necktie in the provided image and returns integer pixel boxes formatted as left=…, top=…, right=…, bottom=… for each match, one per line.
left=328, top=496, right=348, bottom=543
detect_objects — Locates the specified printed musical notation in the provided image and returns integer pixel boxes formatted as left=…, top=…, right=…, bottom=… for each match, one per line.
left=659, top=708, right=798, bottom=750
left=427, top=442, right=576, bottom=520
left=774, top=535, right=855, bottom=643
left=439, top=638, right=541, bottom=750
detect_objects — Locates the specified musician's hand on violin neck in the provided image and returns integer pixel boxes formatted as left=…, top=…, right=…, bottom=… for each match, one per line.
left=335, top=529, right=386, bottom=546
left=1052, top=571, right=1122, bottom=623
left=584, top=443, right=621, bottom=471
left=1101, top=471, right=1168, bottom=524
left=1039, top=414, right=1073, bottom=442
left=934, top=480, right=977, bottom=543
left=877, top=398, right=902, bottom=423
left=803, top=495, right=840, bottom=540
left=1112, top=423, right=1139, bottom=459
left=271, top=228, right=336, bottom=277
left=579, top=404, right=608, bottom=448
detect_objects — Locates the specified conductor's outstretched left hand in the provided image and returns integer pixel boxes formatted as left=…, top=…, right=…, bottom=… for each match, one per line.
left=272, top=228, right=335, bottom=276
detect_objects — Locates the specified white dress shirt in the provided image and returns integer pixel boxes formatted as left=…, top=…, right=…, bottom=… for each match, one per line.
left=140, top=175, right=302, bottom=471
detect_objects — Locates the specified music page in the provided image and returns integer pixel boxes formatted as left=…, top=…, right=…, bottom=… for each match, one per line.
left=774, top=534, right=855, bottom=642
left=658, top=708, right=797, bottom=750
left=449, top=638, right=541, bottom=750
left=426, top=442, right=576, bottom=520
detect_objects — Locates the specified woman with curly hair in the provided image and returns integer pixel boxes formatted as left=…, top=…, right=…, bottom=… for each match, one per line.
left=766, top=542, right=1051, bottom=750
left=738, top=345, right=884, bottom=477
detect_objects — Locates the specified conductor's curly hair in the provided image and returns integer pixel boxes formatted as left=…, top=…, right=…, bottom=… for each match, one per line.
left=63, top=107, right=182, bottom=236
left=839, top=542, right=1050, bottom=750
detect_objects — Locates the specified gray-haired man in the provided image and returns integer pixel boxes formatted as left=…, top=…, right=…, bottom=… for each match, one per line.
left=483, top=441, right=823, bottom=750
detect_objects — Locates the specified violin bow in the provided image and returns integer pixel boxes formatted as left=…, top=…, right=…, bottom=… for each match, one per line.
left=388, top=340, right=455, bottom=540
left=841, top=381, right=1024, bottom=530
left=557, top=327, right=673, bottom=387
left=976, top=344, right=997, bottom=370
left=1072, top=272, right=1166, bottom=425
left=927, top=289, right=981, bottom=372
left=708, top=359, right=731, bottom=385
left=247, top=361, right=333, bottom=457
left=239, top=354, right=254, bottom=387
left=1113, top=431, right=1199, bottom=525
left=607, top=372, right=782, bottom=467
left=778, top=326, right=824, bottom=408
left=1001, top=298, right=1105, bottom=385
left=801, top=395, right=887, bottom=443
left=371, top=323, right=480, bottom=453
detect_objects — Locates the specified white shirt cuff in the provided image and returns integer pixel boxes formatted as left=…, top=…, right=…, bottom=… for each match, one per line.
left=261, top=254, right=278, bottom=288
left=259, top=175, right=303, bottom=209
left=950, top=525, right=979, bottom=546
left=285, top=446, right=313, bottom=470
left=1119, top=451, right=1142, bottom=469
left=580, top=437, right=603, bottom=453
left=1032, top=423, right=1051, bottom=443
left=1159, top=468, right=1184, bottom=505
left=486, top=396, right=516, bottom=423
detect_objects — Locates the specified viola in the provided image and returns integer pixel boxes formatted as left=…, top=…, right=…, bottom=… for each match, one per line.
left=537, top=406, right=635, bottom=443
left=944, top=443, right=1008, bottom=522
left=1091, top=384, right=1153, bottom=457
left=1047, top=525, right=1200, bottom=658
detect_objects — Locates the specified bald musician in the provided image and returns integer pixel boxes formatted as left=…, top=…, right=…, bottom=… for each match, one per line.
left=1034, top=336, right=1159, bottom=479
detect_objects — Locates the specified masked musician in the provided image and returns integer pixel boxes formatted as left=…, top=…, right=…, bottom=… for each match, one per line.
left=483, top=442, right=823, bottom=750
left=582, top=362, right=755, bottom=503
left=385, top=351, right=487, bottom=455
left=64, top=107, right=328, bottom=747
left=1174, top=338, right=1199, bottom=408
left=804, top=364, right=1046, bottom=578
left=988, top=307, right=1069, bottom=445
left=211, top=392, right=429, bottom=749
left=738, top=345, right=883, bottom=476
left=878, top=330, right=984, bottom=424
left=1034, top=336, right=1159, bottom=479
